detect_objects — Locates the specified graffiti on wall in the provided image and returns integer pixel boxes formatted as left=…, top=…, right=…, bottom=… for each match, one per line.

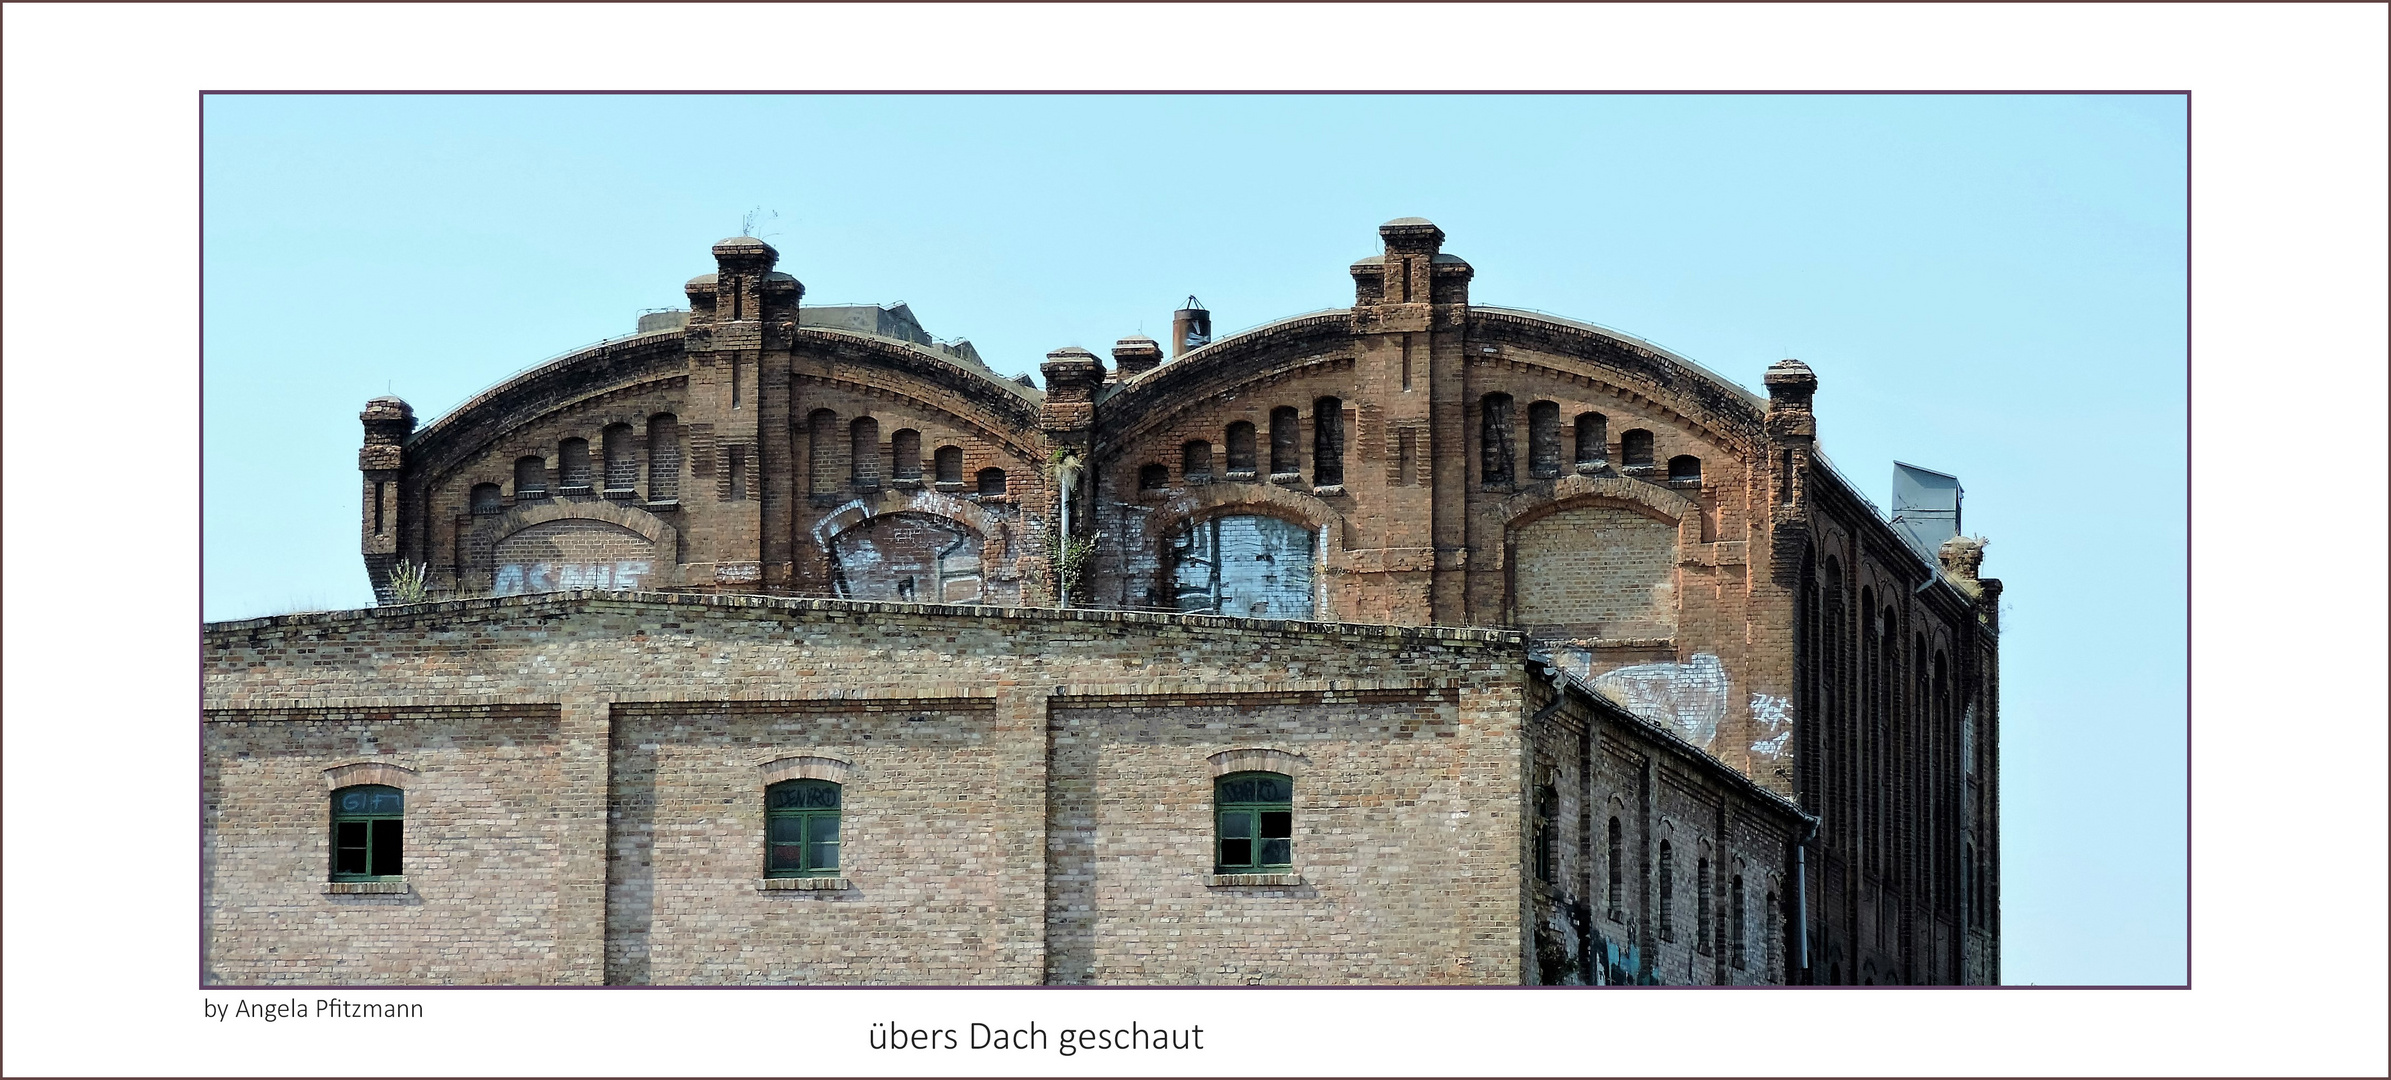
left=1590, top=652, right=1728, bottom=751
left=1170, top=514, right=1315, bottom=619
left=1749, top=692, right=1793, bottom=762
left=492, top=519, right=656, bottom=596
left=829, top=511, right=988, bottom=604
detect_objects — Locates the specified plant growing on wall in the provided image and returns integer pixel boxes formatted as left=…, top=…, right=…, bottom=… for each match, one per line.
left=385, top=560, right=430, bottom=605
left=1047, top=529, right=1095, bottom=608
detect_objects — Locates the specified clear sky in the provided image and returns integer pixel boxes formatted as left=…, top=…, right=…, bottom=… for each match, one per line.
left=200, top=93, right=2187, bottom=986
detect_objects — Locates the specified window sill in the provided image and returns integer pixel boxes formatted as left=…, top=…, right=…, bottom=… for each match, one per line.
left=1268, top=472, right=1303, bottom=487
left=324, top=880, right=409, bottom=895
left=1309, top=484, right=1346, bottom=498
left=759, top=877, right=852, bottom=891
left=1209, top=872, right=1302, bottom=887
left=1223, top=469, right=1258, bottom=482
left=603, top=487, right=640, bottom=500
left=888, top=477, right=924, bottom=489
left=933, top=481, right=967, bottom=493
left=557, top=484, right=596, bottom=497
left=646, top=498, right=679, bottom=511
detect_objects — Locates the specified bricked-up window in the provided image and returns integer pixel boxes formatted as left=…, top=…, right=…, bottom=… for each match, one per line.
left=1139, top=464, right=1169, bottom=491
left=1607, top=817, right=1625, bottom=920
left=1668, top=455, right=1702, bottom=484
left=1312, top=397, right=1345, bottom=486
left=1480, top=393, right=1516, bottom=484
left=1765, top=890, right=1779, bottom=977
left=515, top=456, right=548, bottom=498
left=1269, top=406, right=1300, bottom=478
left=850, top=417, right=881, bottom=486
left=645, top=415, right=680, bottom=500
left=1697, top=857, right=1714, bottom=955
left=330, top=785, right=403, bottom=881
left=603, top=423, right=638, bottom=491
left=1575, top=412, right=1608, bottom=468
left=1962, top=843, right=1974, bottom=928
left=1658, top=840, right=1676, bottom=940
left=890, top=429, right=922, bottom=480
left=807, top=410, right=840, bottom=495
left=1225, top=421, right=1257, bottom=475
left=976, top=467, right=1007, bottom=499
left=1731, top=874, right=1748, bottom=969
left=934, top=445, right=964, bottom=486
left=558, top=438, right=593, bottom=490
left=728, top=446, right=748, bottom=501
left=1534, top=784, right=1559, bottom=884
left=470, top=483, right=503, bottom=514
left=1621, top=429, right=1654, bottom=469
left=764, top=779, right=841, bottom=878
left=1215, top=772, right=1293, bottom=872
left=1528, top=400, right=1562, bottom=478
left=1183, top=440, right=1213, bottom=481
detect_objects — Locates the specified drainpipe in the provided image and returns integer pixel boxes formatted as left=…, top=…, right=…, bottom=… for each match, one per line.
left=1055, top=457, right=1082, bottom=608
left=1795, top=815, right=1819, bottom=984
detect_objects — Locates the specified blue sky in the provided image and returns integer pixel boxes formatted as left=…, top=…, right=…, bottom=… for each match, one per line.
left=200, top=93, right=2188, bottom=986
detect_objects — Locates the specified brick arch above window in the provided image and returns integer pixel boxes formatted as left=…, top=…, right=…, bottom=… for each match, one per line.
left=757, top=754, right=854, bottom=787
left=322, top=761, right=418, bottom=791
left=1207, top=747, right=1309, bottom=778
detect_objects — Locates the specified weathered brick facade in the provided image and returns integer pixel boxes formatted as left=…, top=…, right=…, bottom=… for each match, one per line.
left=211, top=216, right=2000, bottom=985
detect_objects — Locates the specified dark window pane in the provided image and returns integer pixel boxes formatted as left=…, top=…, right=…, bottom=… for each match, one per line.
left=1220, top=838, right=1252, bottom=867
left=1254, top=776, right=1287, bottom=802
left=1221, top=779, right=1255, bottom=803
left=1259, top=811, right=1291, bottom=839
left=1218, top=812, right=1252, bottom=839
left=807, top=785, right=839, bottom=808
left=369, top=819, right=402, bottom=877
left=1259, top=837, right=1291, bottom=866
left=770, top=785, right=804, bottom=810
left=768, top=843, right=805, bottom=872
left=769, top=817, right=805, bottom=843
left=334, top=821, right=369, bottom=875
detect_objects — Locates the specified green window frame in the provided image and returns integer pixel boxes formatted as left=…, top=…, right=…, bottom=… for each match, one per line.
left=1214, top=771, right=1292, bottom=872
left=330, top=784, right=404, bottom=881
left=765, top=779, right=841, bottom=878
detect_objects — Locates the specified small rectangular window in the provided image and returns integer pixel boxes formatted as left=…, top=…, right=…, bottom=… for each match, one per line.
left=1215, top=772, right=1293, bottom=872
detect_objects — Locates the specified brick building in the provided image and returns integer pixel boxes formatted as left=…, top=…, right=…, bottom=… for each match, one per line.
left=204, top=218, right=2000, bottom=985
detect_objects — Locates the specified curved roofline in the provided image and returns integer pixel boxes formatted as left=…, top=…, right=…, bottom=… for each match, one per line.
left=1472, top=306, right=1767, bottom=411
left=411, top=326, right=683, bottom=447
left=800, top=325, right=1044, bottom=406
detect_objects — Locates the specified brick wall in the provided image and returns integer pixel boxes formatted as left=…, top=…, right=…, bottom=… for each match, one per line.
left=202, top=704, right=566, bottom=984
left=203, top=592, right=1525, bottom=985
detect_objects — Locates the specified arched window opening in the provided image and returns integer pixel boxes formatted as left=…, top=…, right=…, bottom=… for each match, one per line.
left=1215, top=772, right=1293, bottom=872
left=602, top=423, right=637, bottom=493
left=1479, top=393, right=1516, bottom=485
left=807, top=410, right=840, bottom=496
left=1668, top=454, right=1702, bottom=484
left=1138, top=463, right=1169, bottom=491
left=1606, top=817, right=1625, bottom=921
left=645, top=415, right=680, bottom=500
left=890, top=429, right=922, bottom=481
left=1658, top=840, right=1676, bottom=940
left=1269, top=406, right=1301, bottom=479
left=1765, top=890, right=1779, bottom=978
left=1182, top=440, right=1213, bottom=482
left=558, top=438, right=592, bottom=491
left=1528, top=400, right=1561, bottom=478
left=1574, top=411, right=1608, bottom=471
left=934, top=444, right=964, bottom=487
left=1697, top=856, right=1714, bottom=955
left=849, top=416, right=881, bottom=487
left=1312, top=397, right=1345, bottom=487
left=1224, top=421, right=1257, bottom=477
left=469, top=483, right=503, bottom=515
left=976, top=467, right=1007, bottom=499
left=330, top=784, right=403, bottom=880
left=764, top=779, right=841, bottom=878
left=1620, top=429, right=1654, bottom=469
left=1731, top=874, right=1748, bottom=970
left=514, top=455, right=548, bottom=499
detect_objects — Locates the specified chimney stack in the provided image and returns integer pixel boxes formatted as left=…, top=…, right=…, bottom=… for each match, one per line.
left=1171, top=296, right=1211, bottom=359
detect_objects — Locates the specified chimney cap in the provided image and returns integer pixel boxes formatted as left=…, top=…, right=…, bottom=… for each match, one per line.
left=712, top=235, right=776, bottom=258
left=1174, top=295, right=1207, bottom=313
